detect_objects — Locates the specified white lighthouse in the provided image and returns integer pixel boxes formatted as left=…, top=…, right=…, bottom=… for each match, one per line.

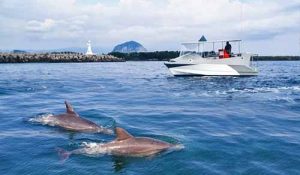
left=86, top=40, right=94, bottom=55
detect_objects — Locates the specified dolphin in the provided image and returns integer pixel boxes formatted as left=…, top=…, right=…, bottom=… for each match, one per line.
left=35, top=101, right=113, bottom=134
left=57, top=127, right=183, bottom=160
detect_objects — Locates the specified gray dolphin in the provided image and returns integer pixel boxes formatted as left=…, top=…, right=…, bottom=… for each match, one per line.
left=57, top=127, right=183, bottom=160
left=35, top=101, right=113, bottom=134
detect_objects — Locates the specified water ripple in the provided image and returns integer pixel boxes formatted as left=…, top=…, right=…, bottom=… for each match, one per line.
left=0, top=61, right=299, bottom=175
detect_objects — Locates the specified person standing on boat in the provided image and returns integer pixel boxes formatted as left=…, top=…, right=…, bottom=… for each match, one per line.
left=225, top=41, right=232, bottom=57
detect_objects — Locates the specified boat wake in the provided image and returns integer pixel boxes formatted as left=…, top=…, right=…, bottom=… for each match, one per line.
left=226, top=85, right=300, bottom=94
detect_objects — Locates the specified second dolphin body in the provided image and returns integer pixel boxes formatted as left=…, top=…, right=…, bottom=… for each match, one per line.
left=37, top=101, right=113, bottom=134
left=57, top=127, right=183, bottom=160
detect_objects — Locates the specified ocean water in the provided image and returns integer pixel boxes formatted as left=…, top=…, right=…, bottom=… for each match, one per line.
left=0, top=61, right=299, bottom=175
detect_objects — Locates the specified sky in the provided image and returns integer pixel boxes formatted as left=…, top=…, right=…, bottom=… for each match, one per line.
left=0, top=0, right=299, bottom=55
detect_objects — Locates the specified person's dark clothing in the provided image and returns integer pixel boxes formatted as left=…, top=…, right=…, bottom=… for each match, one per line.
left=225, top=42, right=232, bottom=54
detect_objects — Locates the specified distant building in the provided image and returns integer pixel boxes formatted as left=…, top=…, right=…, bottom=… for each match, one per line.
left=86, top=40, right=94, bottom=55
left=199, top=35, right=207, bottom=42
left=13, top=50, right=27, bottom=54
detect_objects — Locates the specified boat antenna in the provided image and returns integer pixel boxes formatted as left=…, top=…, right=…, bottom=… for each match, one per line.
left=239, top=2, right=244, bottom=37
left=239, top=2, right=244, bottom=54
left=298, top=34, right=300, bottom=56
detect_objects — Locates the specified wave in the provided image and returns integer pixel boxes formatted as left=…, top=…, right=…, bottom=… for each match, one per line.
left=28, top=113, right=57, bottom=126
left=173, top=85, right=300, bottom=98
left=208, top=85, right=300, bottom=97
left=0, top=130, right=64, bottom=139
left=226, top=85, right=300, bottom=94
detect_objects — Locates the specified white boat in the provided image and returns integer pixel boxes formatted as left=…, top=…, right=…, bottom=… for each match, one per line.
left=164, top=39, right=258, bottom=76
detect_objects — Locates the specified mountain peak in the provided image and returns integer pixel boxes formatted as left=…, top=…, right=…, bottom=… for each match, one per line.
left=112, top=41, right=147, bottom=53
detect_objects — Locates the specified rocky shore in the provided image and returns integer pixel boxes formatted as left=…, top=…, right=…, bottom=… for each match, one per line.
left=0, top=52, right=125, bottom=63
left=1, top=52, right=299, bottom=63
left=252, top=56, right=300, bottom=61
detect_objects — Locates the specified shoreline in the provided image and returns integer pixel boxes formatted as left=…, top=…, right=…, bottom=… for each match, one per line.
left=0, top=53, right=125, bottom=63
left=109, top=52, right=300, bottom=61
left=252, top=56, right=300, bottom=61
left=0, top=52, right=299, bottom=63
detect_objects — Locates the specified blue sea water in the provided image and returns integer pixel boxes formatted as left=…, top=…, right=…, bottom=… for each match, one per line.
left=0, top=61, right=299, bottom=175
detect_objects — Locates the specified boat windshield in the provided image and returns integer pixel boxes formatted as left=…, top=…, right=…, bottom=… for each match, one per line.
left=180, top=40, right=242, bottom=58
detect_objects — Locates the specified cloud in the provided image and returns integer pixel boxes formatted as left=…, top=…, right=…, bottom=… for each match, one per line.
left=0, top=0, right=299, bottom=55
left=26, top=19, right=56, bottom=33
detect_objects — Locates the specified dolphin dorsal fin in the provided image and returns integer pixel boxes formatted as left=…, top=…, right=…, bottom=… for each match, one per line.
left=65, top=101, right=77, bottom=115
left=115, top=127, right=133, bottom=141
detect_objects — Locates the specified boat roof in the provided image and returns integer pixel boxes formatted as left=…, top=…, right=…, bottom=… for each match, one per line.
left=182, top=39, right=242, bottom=45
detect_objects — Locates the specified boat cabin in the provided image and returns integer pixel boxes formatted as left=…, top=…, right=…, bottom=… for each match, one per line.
left=180, top=40, right=242, bottom=59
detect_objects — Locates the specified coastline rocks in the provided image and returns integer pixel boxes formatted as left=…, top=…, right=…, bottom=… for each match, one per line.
left=252, top=56, right=300, bottom=61
left=0, top=53, right=125, bottom=63
left=109, top=51, right=180, bottom=61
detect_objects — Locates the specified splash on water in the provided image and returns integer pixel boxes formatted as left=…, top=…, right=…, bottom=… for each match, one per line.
left=28, top=113, right=57, bottom=126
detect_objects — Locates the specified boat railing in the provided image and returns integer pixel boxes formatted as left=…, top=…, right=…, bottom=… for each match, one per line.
left=181, top=39, right=243, bottom=59
left=180, top=51, right=218, bottom=58
left=250, top=54, right=259, bottom=69
left=180, top=50, right=243, bottom=59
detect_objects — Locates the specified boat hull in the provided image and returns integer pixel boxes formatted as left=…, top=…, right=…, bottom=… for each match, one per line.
left=164, top=63, right=258, bottom=76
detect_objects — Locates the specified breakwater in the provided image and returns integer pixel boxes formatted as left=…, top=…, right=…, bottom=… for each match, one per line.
left=1, top=52, right=299, bottom=63
left=252, top=56, right=300, bottom=61
left=0, top=53, right=125, bottom=63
